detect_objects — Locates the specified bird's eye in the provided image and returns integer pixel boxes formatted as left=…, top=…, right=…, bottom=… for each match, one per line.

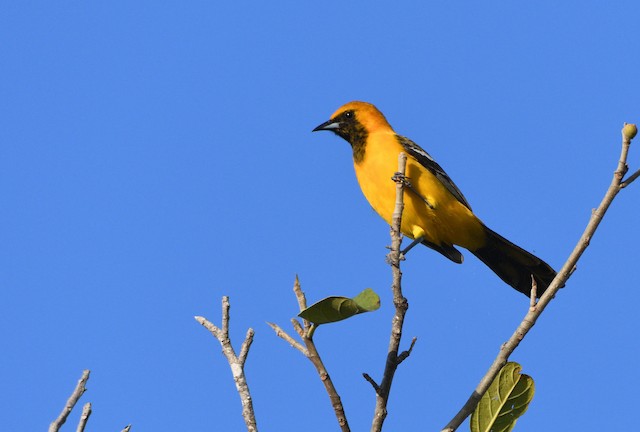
left=344, top=111, right=353, bottom=119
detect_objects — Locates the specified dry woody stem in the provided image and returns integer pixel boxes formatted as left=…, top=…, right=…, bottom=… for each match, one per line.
left=441, top=123, right=638, bottom=432
left=49, top=370, right=91, bottom=432
left=369, top=152, right=415, bottom=432
left=268, top=276, right=350, bottom=432
left=76, top=403, right=92, bottom=432
left=195, top=296, right=257, bottom=432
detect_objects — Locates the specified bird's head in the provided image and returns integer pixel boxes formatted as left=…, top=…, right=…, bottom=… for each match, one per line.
left=312, top=101, right=393, bottom=148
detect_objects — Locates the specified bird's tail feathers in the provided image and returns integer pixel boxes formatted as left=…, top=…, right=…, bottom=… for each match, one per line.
left=471, top=226, right=558, bottom=297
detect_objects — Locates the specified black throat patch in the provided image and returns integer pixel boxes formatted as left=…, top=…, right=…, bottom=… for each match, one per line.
left=332, top=112, right=369, bottom=164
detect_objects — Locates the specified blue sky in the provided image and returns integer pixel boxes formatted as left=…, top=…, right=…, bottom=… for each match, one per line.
left=1, top=2, right=639, bottom=431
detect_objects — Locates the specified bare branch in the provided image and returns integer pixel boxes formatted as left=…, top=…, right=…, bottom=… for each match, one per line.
left=293, top=274, right=308, bottom=310
left=529, top=276, right=537, bottom=310
left=270, top=277, right=350, bottom=431
left=76, top=403, right=91, bottom=432
left=363, top=373, right=380, bottom=391
left=442, top=122, right=638, bottom=431
left=621, top=168, right=640, bottom=187
left=194, top=316, right=223, bottom=339
left=617, top=123, right=638, bottom=187
left=238, top=328, right=255, bottom=367
left=292, top=275, right=312, bottom=332
left=397, top=337, right=418, bottom=365
left=267, top=321, right=307, bottom=355
left=291, top=318, right=305, bottom=338
left=304, top=333, right=350, bottom=431
left=49, top=370, right=90, bottom=432
left=221, top=296, right=230, bottom=337
left=370, top=152, right=415, bottom=432
left=196, top=297, right=258, bottom=432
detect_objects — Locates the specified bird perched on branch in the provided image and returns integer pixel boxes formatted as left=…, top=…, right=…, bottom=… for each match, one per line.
left=313, top=101, right=557, bottom=297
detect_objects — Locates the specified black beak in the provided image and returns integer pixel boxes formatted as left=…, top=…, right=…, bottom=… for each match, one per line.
left=312, top=119, right=341, bottom=132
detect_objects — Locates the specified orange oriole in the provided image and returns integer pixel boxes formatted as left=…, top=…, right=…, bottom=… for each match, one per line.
left=313, top=101, right=557, bottom=297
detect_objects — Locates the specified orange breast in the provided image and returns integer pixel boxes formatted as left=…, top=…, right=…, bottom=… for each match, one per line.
left=353, top=133, right=485, bottom=250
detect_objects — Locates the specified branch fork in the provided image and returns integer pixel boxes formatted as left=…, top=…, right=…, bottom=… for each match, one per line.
left=196, top=297, right=257, bottom=432
left=269, top=276, right=350, bottom=432
left=441, top=123, right=638, bottom=432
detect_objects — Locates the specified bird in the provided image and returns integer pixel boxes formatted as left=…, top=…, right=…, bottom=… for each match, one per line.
left=312, top=101, right=557, bottom=297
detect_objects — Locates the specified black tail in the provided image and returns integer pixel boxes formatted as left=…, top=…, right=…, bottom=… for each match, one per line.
left=471, top=226, right=558, bottom=297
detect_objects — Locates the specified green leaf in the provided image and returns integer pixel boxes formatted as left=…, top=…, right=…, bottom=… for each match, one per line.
left=352, top=288, right=381, bottom=311
left=298, top=288, right=380, bottom=325
left=470, top=362, right=535, bottom=432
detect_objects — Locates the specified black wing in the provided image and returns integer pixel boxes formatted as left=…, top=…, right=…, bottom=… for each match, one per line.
left=396, top=135, right=472, bottom=211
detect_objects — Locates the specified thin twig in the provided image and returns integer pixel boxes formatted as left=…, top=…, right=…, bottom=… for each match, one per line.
left=267, top=321, right=307, bottom=355
left=529, top=276, right=537, bottom=310
left=621, top=168, right=640, bottom=187
left=441, top=123, right=638, bottom=432
left=370, top=153, right=416, bottom=432
left=397, top=337, right=418, bottom=365
left=291, top=317, right=305, bottom=338
left=49, top=370, right=90, bottom=432
left=196, top=296, right=258, bottom=432
left=238, top=329, right=255, bottom=367
left=269, top=277, right=350, bottom=432
left=293, top=275, right=309, bottom=310
left=221, top=296, right=230, bottom=336
left=363, top=373, right=380, bottom=391
left=76, top=403, right=92, bottom=432
left=292, top=275, right=312, bottom=333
